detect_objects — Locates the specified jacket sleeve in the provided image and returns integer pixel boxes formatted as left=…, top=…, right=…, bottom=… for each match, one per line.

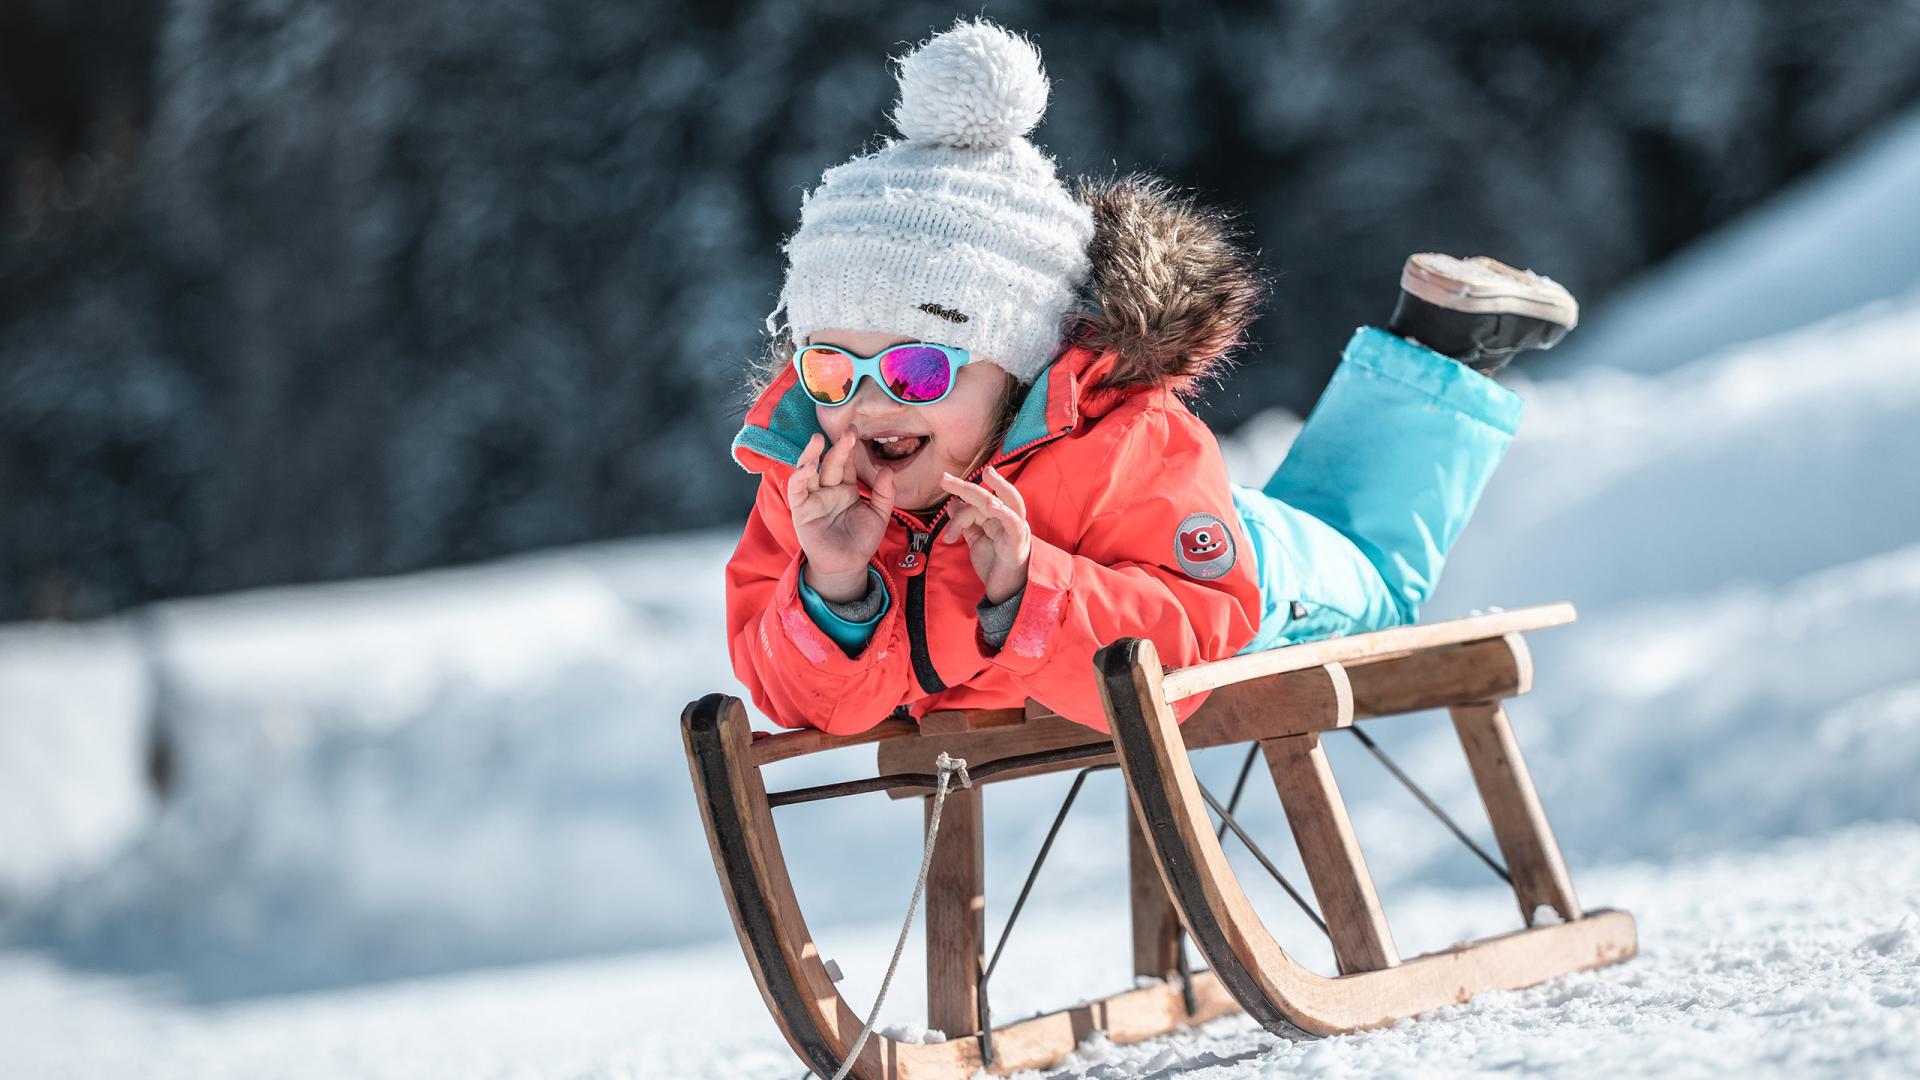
left=985, top=408, right=1263, bottom=733
left=725, top=473, right=912, bottom=734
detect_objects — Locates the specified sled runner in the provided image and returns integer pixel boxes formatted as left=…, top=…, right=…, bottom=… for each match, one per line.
left=682, top=602, right=1636, bottom=1079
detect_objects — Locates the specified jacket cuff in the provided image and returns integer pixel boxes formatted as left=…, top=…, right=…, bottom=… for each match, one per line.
left=1345, top=326, right=1524, bottom=435
left=987, top=537, right=1073, bottom=676
left=800, top=567, right=889, bottom=656
left=975, top=586, right=1026, bottom=650
left=773, top=559, right=891, bottom=673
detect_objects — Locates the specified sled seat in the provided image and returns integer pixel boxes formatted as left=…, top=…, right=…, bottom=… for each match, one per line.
left=683, top=602, right=1635, bottom=1078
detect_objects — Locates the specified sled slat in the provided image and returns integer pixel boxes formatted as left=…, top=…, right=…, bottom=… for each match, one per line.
left=1261, top=731, right=1400, bottom=974
left=753, top=612, right=1554, bottom=776
left=876, top=716, right=1108, bottom=798
left=1128, top=801, right=1183, bottom=981
left=877, top=665, right=1351, bottom=797
left=920, top=708, right=1027, bottom=735
left=1349, top=634, right=1532, bottom=717
left=970, top=970, right=1239, bottom=1072
left=1159, top=603, right=1574, bottom=703
left=1179, top=662, right=1354, bottom=745
left=925, top=786, right=986, bottom=1037
left=1450, top=702, right=1581, bottom=925
left=751, top=717, right=918, bottom=766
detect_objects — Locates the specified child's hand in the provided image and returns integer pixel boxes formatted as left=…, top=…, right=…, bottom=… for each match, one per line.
left=789, top=431, right=896, bottom=603
left=939, top=466, right=1030, bottom=606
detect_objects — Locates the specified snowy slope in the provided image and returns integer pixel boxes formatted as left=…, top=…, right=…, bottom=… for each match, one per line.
left=3, top=822, right=1916, bottom=1079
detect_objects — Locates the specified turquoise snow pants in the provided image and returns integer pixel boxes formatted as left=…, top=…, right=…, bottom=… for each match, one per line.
left=1231, top=327, right=1524, bottom=654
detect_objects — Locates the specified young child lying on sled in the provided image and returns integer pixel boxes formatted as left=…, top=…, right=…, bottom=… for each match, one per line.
left=725, top=19, right=1577, bottom=736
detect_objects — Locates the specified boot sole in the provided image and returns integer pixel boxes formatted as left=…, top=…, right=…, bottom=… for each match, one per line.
left=1402, top=253, right=1580, bottom=328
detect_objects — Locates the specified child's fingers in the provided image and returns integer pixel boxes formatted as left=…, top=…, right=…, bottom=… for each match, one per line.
left=982, top=466, right=1026, bottom=519
left=939, top=472, right=1004, bottom=517
left=869, top=466, right=897, bottom=520
left=820, top=430, right=855, bottom=488
left=983, top=494, right=1024, bottom=538
left=790, top=434, right=825, bottom=496
left=960, top=479, right=1020, bottom=539
left=796, top=432, right=825, bottom=472
left=941, top=503, right=977, bottom=543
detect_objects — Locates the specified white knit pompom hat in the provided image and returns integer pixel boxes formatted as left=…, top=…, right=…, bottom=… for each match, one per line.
left=768, top=17, right=1096, bottom=385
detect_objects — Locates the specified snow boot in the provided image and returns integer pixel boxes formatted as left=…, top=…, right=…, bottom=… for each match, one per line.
left=1387, top=253, right=1579, bottom=374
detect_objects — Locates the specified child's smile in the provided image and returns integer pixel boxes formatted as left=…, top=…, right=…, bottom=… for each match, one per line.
left=864, top=431, right=928, bottom=465
left=807, top=328, right=1013, bottom=514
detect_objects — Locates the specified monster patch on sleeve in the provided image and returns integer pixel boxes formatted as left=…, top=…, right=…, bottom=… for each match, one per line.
left=1175, top=511, right=1236, bottom=580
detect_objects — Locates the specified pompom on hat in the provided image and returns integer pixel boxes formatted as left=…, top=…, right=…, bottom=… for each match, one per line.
left=767, top=18, right=1096, bottom=386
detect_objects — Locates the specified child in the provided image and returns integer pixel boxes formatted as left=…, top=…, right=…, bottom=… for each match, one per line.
left=726, top=19, right=1577, bottom=735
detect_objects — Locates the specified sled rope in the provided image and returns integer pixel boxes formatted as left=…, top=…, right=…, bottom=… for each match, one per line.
left=821, top=752, right=971, bottom=1080
left=1346, top=724, right=1511, bottom=885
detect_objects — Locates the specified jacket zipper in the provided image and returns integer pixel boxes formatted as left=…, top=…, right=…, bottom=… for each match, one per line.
left=902, top=524, right=947, bottom=694
left=892, top=437, right=1063, bottom=698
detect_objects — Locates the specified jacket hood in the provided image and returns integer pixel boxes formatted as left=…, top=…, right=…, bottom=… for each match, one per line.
left=1070, top=172, right=1269, bottom=398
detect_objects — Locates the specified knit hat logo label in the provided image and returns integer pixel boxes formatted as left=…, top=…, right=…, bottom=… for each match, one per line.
left=917, top=302, right=970, bottom=324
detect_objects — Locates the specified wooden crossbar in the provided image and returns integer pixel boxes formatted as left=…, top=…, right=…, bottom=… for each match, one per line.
left=747, top=607, right=1556, bottom=784
left=868, top=633, right=1530, bottom=799
left=1157, top=603, right=1574, bottom=702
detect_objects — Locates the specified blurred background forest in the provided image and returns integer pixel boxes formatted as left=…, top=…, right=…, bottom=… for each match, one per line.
left=6, top=0, right=1920, bottom=623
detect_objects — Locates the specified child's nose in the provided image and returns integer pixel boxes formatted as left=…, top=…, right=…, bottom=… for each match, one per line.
left=848, top=376, right=902, bottom=415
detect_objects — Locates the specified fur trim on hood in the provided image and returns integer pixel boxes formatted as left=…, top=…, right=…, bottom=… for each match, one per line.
left=1069, top=173, right=1269, bottom=397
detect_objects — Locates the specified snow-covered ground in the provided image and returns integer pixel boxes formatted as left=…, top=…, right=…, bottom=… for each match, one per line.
left=5, top=150, right=1920, bottom=1075
left=4, top=822, right=1916, bottom=1079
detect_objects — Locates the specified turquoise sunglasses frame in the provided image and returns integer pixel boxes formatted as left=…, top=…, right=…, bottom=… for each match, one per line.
left=791, top=341, right=974, bottom=407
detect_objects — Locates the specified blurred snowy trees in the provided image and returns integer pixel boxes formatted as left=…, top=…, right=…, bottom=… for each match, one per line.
left=4, top=0, right=1918, bottom=620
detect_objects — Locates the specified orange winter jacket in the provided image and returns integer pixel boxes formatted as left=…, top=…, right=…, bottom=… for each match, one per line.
left=725, top=174, right=1268, bottom=734
left=726, top=337, right=1261, bottom=735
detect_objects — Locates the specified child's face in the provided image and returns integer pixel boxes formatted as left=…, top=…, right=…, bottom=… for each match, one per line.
left=807, top=328, right=1012, bottom=514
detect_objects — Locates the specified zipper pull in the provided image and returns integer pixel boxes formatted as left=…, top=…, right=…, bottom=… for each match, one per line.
left=900, top=530, right=931, bottom=574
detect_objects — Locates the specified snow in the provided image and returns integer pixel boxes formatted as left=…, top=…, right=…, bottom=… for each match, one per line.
left=6, top=153, right=1920, bottom=1074
left=3, top=823, right=1916, bottom=1078
left=0, top=621, right=151, bottom=907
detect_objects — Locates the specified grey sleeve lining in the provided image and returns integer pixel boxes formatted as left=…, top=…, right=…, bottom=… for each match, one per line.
left=819, top=570, right=888, bottom=623
left=975, top=587, right=1026, bottom=649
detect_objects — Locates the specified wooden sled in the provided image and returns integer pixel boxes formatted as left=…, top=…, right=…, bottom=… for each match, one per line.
left=682, top=602, right=1636, bottom=1079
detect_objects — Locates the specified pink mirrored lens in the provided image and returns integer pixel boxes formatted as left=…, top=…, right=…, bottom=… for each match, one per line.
left=878, top=346, right=952, bottom=403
